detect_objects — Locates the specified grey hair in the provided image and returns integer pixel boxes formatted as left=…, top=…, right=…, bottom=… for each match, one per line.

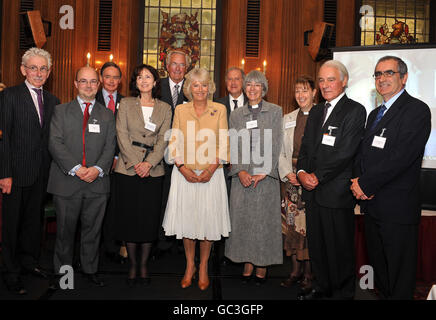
left=22, top=47, right=52, bottom=69
left=183, top=67, right=216, bottom=101
left=225, top=67, right=245, bottom=81
left=376, top=56, right=408, bottom=79
left=165, top=50, right=192, bottom=69
left=320, top=60, right=349, bottom=82
left=243, top=70, right=268, bottom=97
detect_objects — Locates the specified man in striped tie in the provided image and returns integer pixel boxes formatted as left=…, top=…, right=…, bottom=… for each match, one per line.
left=0, top=48, right=60, bottom=295
left=47, top=66, right=116, bottom=288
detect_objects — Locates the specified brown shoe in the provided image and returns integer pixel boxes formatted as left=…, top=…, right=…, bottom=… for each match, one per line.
left=280, top=274, right=302, bottom=288
left=300, top=276, right=313, bottom=294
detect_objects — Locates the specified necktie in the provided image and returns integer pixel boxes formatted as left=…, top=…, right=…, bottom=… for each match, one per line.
left=322, top=102, right=331, bottom=125
left=82, top=102, right=91, bottom=166
left=32, top=88, right=44, bottom=126
left=108, top=94, right=116, bottom=114
left=233, top=99, right=238, bottom=110
left=370, top=104, right=387, bottom=131
left=172, top=84, right=179, bottom=108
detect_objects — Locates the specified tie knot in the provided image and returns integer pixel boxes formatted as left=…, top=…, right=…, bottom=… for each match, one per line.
left=380, top=104, right=386, bottom=111
left=325, top=102, right=331, bottom=108
left=32, top=88, right=42, bottom=96
left=84, top=102, right=91, bottom=109
left=174, top=84, right=179, bottom=90
left=109, top=94, right=114, bottom=100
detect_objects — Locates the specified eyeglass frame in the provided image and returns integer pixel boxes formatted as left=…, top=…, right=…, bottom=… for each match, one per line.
left=76, top=79, right=99, bottom=86
left=373, top=70, right=401, bottom=79
left=23, top=65, right=50, bottom=73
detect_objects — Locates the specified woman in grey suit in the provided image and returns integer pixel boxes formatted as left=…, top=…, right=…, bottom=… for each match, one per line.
left=114, top=64, right=172, bottom=286
left=225, top=70, right=283, bottom=284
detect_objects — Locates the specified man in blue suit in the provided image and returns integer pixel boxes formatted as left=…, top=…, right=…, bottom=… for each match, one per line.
left=351, top=56, right=431, bottom=299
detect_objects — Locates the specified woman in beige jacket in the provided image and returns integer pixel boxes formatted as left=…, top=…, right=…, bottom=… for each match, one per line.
left=114, top=64, right=172, bottom=286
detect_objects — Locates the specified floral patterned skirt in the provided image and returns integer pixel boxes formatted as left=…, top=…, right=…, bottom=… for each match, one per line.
left=281, top=170, right=309, bottom=261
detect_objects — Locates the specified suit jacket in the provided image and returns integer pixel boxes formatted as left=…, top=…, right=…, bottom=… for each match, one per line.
left=278, top=109, right=299, bottom=182
left=215, top=94, right=248, bottom=122
left=95, top=89, right=124, bottom=156
left=297, top=95, right=366, bottom=209
left=355, top=91, right=431, bottom=225
left=47, top=99, right=116, bottom=197
left=114, top=97, right=172, bottom=177
left=228, top=100, right=283, bottom=178
left=160, top=77, right=188, bottom=111
left=0, top=82, right=60, bottom=186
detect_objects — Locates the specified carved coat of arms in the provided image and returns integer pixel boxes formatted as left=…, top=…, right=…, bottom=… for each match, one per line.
left=159, top=11, right=200, bottom=73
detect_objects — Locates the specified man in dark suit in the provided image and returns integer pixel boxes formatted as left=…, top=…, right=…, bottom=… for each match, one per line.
left=47, top=66, right=116, bottom=287
left=0, top=48, right=60, bottom=295
left=215, top=67, right=247, bottom=121
left=296, top=60, right=366, bottom=300
left=351, top=56, right=431, bottom=299
left=95, top=62, right=126, bottom=264
left=159, top=50, right=190, bottom=113
left=156, top=50, right=190, bottom=256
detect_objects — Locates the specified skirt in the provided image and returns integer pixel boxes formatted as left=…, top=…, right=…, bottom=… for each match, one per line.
left=115, top=173, right=163, bottom=242
left=162, top=167, right=231, bottom=241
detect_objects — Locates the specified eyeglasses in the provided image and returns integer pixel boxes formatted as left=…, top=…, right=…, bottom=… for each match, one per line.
left=24, top=65, right=49, bottom=73
left=77, top=79, right=99, bottom=86
left=373, top=70, right=400, bottom=79
left=169, top=62, right=186, bottom=68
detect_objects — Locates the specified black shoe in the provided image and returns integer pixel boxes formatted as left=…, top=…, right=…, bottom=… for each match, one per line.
left=241, top=274, right=253, bottom=284
left=85, top=273, right=105, bottom=287
left=137, top=277, right=151, bottom=286
left=254, top=275, right=267, bottom=286
left=6, top=279, right=27, bottom=295
left=24, top=267, right=49, bottom=279
left=297, top=288, right=327, bottom=300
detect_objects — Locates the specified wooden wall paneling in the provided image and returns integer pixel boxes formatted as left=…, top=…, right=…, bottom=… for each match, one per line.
left=1, top=1, right=21, bottom=87
left=218, top=0, right=247, bottom=97
left=40, top=0, right=76, bottom=103
left=336, top=0, right=356, bottom=47
left=125, top=0, right=141, bottom=97
left=261, top=0, right=283, bottom=106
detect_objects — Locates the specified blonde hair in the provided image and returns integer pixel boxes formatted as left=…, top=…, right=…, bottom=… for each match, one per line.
left=183, top=67, right=216, bottom=101
left=22, top=47, right=52, bottom=69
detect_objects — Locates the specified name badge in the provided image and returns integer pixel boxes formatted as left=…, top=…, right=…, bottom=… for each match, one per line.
left=88, top=124, right=100, bottom=133
left=145, top=121, right=157, bottom=132
left=322, top=134, right=335, bottom=146
left=246, top=120, right=258, bottom=129
left=285, top=121, right=296, bottom=129
left=372, top=136, right=386, bottom=149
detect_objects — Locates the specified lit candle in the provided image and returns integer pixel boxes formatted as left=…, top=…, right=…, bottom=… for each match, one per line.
left=241, top=59, right=245, bottom=71
left=86, top=52, right=91, bottom=66
left=263, top=60, right=267, bottom=74
left=109, top=54, right=113, bottom=62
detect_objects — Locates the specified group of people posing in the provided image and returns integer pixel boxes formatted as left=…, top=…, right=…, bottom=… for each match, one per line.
left=0, top=47, right=430, bottom=300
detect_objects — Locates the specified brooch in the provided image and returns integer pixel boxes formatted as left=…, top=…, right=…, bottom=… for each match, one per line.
left=210, top=109, right=217, bottom=116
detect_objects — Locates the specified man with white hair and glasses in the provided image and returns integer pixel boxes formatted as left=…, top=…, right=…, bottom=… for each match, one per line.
left=0, top=48, right=60, bottom=295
